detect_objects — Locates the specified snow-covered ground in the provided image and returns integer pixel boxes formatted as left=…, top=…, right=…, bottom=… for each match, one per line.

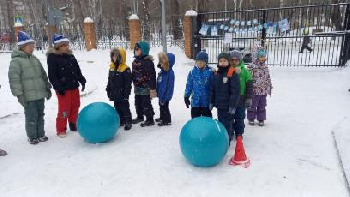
left=0, top=47, right=350, bottom=197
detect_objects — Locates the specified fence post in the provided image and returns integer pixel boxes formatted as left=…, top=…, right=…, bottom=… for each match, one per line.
left=128, top=14, right=141, bottom=50
left=184, top=10, right=198, bottom=59
left=261, top=10, right=267, bottom=47
left=84, top=17, right=97, bottom=51
left=340, top=4, right=350, bottom=66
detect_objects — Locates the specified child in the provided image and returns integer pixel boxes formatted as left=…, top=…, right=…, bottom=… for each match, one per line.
left=210, top=53, right=241, bottom=142
left=106, top=47, right=132, bottom=130
left=156, top=52, right=175, bottom=126
left=47, top=34, right=86, bottom=138
left=131, top=41, right=157, bottom=127
left=184, top=51, right=213, bottom=119
left=229, top=50, right=253, bottom=139
left=247, top=49, right=272, bottom=126
left=9, top=31, right=52, bottom=144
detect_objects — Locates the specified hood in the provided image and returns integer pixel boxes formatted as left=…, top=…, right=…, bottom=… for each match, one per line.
left=11, top=49, right=31, bottom=59
left=46, top=47, right=73, bottom=56
left=167, top=53, right=175, bottom=69
left=136, top=41, right=150, bottom=56
left=119, top=47, right=127, bottom=65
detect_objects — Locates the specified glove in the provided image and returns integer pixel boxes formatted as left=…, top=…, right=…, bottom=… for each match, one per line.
left=184, top=96, right=190, bottom=108
left=81, top=83, right=85, bottom=92
left=209, top=103, right=214, bottom=111
left=17, top=95, right=26, bottom=107
left=150, top=89, right=157, bottom=98
left=228, top=107, right=236, bottom=115
left=47, top=89, right=52, bottom=100
left=245, top=98, right=252, bottom=108
left=58, top=89, right=65, bottom=96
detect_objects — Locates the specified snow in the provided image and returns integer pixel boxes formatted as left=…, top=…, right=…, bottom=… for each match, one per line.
left=0, top=47, right=350, bottom=196
left=84, top=17, right=94, bottom=23
left=185, top=10, right=198, bottom=17
left=332, top=117, right=350, bottom=189
left=129, top=14, right=139, bottom=20
left=14, top=22, right=23, bottom=27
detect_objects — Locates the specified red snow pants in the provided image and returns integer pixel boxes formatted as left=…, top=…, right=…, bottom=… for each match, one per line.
left=55, top=89, right=80, bottom=134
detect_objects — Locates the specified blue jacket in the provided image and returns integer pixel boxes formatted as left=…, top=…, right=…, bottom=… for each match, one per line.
left=185, top=65, right=213, bottom=107
left=157, top=53, right=175, bottom=103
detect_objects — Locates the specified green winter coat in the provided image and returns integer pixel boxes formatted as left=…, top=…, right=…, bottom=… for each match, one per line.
left=8, top=49, right=51, bottom=102
left=235, top=60, right=252, bottom=96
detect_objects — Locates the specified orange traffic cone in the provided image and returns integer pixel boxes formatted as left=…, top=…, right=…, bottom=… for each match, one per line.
left=229, top=136, right=251, bottom=168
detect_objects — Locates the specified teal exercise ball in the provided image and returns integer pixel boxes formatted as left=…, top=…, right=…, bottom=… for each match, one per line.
left=77, top=102, right=120, bottom=143
left=179, top=117, right=229, bottom=167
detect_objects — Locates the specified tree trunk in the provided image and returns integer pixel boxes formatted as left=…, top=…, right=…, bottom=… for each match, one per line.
left=171, top=0, right=182, bottom=40
left=142, top=0, right=151, bottom=41
left=6, top=0, right=14, bottom=43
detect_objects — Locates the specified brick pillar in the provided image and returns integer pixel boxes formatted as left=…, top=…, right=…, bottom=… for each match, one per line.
left=84, top=17, right=97, bottom=51
left=14, top=23, right=24, bottom=42
left=184, top=11, right=198, bottom=59
left=128, top=14, right=141, bottom=50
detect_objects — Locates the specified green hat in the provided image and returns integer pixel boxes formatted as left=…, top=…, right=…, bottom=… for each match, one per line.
left=136, top=41, right=150, bottom=56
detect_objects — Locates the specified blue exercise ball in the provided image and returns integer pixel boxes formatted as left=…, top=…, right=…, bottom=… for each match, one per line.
left=179, top=117, right=229, bottom=167
left=77, top=102, right=120, bottom=143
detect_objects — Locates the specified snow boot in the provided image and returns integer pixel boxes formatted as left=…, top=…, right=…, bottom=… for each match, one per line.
left=158, top=122, right=171, bottom=126
left=69, top=122, right=77, bottom=131
left=57, top=132, right=67, bottom=138
left=0, top=149, right=7, bottom=156
left=132, top=117, right=144, bottom=124
left=258, top=120, right=264, bottom=126
left=28, top=138, right=39, bottom=145
left=140, top=119, right=155, bottom=127
left=124, top=123, right=132, bottom=131
left=248, top=119, right=254, bottom=125
left=38, top=136, right=49, bottom=142
left=155, top=118, right=162, bottom=122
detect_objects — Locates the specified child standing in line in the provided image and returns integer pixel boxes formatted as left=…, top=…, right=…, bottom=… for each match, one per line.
left=131, top=41, right=157, bottom=127
left=229, top=50, right=253, bottom=139
left=210, top=53, right=241, bottom=142
left=156, top=52, right=175, bottom=126
left=247, top=49, right=273, bottom=126
left=184, top=51, right=214, bottom=119
left=106, top=47, right=133, bottom=130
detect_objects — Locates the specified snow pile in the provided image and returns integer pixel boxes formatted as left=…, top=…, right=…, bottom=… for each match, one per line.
left=185, top=10, right=198, bottom=17
left=129, top=14, right=139, bottom=20
left=332, top=117, right=350, bottom=189
left=84, top=17, right=94, bottom=23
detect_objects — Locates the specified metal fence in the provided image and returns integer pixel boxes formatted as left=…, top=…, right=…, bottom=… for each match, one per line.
left=194, top=3, right=350, bottom=67
left=0, top=15, right=184, bottom=52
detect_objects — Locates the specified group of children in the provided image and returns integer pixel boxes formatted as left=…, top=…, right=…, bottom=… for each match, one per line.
left=5, top=30, right=272, bottom=149
left=106, top=41, right=175, bottom=131
left=184, top=48, right=272, bottom=143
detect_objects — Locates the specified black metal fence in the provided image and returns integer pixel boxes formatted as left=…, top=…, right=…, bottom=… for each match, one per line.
left=0, top=15, right=184, bottom=52
left=194, top=3, right=350, bottom=67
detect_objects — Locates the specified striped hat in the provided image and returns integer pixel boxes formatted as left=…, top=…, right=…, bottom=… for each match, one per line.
left=52, top=34, right=70, bottom=48
left=17, top=31, right=35, bottom=48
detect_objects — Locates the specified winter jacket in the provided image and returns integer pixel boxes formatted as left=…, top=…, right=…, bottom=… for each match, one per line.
left=106, top=48, right=132, bottom=101
left=234, top=60, right=253, bottom=106
left=47, top=48, right=86, bottom=91
left=184, top=65, right=213, bottom=108
left=157, top=53, right=175, bottom=103
left=132, top=55, right=156, bottom=95
left=8, top=49, right=51, bottom=102
left=247, top=60, right=272, bottom=95
left=211, top=66, right=241, bottom=109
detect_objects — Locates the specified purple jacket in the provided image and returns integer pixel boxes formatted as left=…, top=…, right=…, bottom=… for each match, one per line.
left=247, top=60, right=272, bottom=95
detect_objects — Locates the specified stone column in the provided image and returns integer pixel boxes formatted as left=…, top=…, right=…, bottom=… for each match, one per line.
left=84, top=17, right=97, bottom=51
left=184, top=10, right=198, bottom=59
left=128, top=14, right=141, bottom=50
